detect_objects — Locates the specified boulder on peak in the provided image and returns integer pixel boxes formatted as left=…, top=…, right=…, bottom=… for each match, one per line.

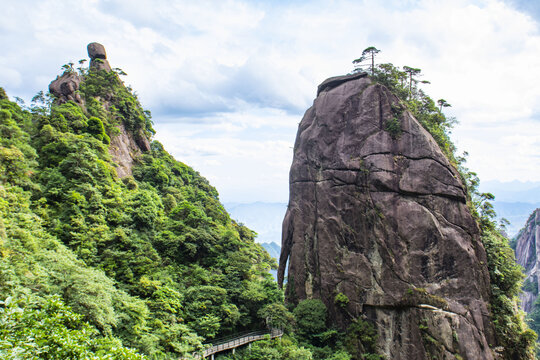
left=87, top=42, right=107, bottom=60
left=87, top=42, right=111, bottom=72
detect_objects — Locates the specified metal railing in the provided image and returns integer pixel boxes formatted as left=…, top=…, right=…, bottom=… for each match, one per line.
left=194, top=328, right=283, bottom=358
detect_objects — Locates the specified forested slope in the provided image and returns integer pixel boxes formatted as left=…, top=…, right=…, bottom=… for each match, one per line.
left=0, top=47, right=281, bottom=359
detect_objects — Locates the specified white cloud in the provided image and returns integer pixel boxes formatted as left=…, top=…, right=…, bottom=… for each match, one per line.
left=1, top=0, right=539, bottom=201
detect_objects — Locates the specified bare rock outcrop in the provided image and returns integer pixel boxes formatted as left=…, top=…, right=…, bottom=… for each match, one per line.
left=88, top=42, right=112, bottom=72
left=49, top=72, right=83, bottom=105
left=515, top=209, right=540, bottom=312
left=109, top=123, right=149, bottom=178
left=279, top=75, right=497, bottom=359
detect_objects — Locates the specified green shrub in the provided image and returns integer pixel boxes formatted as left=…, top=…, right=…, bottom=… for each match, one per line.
left=334, top=292, right=349, bottom=308
left=384, top=117, right=401, bottom=138
left=523, top=277, right=538, bottom=295
left=344, top=318, right=382, bottom=360
left=293, top=299, right=327, bottom=344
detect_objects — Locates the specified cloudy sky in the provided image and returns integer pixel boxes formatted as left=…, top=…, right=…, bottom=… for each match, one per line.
left=1, top=0, right=539, bottom=203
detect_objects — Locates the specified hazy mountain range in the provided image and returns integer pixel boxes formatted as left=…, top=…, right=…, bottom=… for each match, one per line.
left=224, top=202, right=287, bottom=246
left=481, top=180, right=540, bottom=237
left=225, top=180, right=540, bottom=247
left=224, top=202, right=286, bottom=280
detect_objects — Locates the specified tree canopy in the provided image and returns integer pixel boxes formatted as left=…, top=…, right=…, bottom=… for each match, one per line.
left=0, top=62, right=283, bottom=359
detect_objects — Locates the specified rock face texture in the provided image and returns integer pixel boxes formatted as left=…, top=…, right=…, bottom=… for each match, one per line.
left=279, top=76, right=497, bottom=359
left=109, top=122, right=151, bottom=178
left=49, top=72, right=83, bottom=105
left=515, top=209, right=540, bottom=312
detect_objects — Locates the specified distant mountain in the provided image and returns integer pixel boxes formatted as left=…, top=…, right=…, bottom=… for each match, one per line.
left=261, top=242, right=282, bottom=281
left=224, top=202, right=287, bottom=244
left=479, top=180, right=540, bottom=237
left=261, top=241, right=281, bottom=260
left=481, top=180, right=540, bottom=203
left=514, top=209, right=540, bottom=313
left=493, top=202, right=540, bottom=237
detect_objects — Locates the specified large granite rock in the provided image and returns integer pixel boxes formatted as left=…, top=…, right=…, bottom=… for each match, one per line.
left=109, top=123, right=151, bottom=178
left=515, top=209, right=540, bottom=312
left=49, top=72, right=83, bottom=105
left=279, top=75, right=498, bottom=359
left=87, top=42, right=112, bottom=72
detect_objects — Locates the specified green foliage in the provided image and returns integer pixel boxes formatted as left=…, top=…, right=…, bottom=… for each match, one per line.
left=293, top=299, right=328, bottom=344
left=344, top=318, right=382, bottom=360
left=87, top=116, right=110, bottom=144
left=184, top=285, right=240, bottom=338
left=0, top=98, right=38, bottom=188
left=482, top=228, right=536, bottom=359
left=371, top=62, right=457, bottom=162
left=0, top=177, right=149, bottom=358
left=80, top=68, right=155, bottom=136
left=353, top=46, right=380, bottom=75
left=328, top=351, right=353, bottom=360
left=523, top=276, right=538, bottom=295
left=259, top=303, right=295, bottom=333
left=384, top=103, right=404, bottom=139
left=526, top=297, right=540, bottom=343
left=334, top=292, right=349, bottom=308
left=384, top=117, right=401, bottom=138
left=0, top=63, right=280, bottom=359
left=227, top=335, right=313, bottom=360
left=401, top=287, right=448, bottom=310
left=0, top=294, right=146, bottom=359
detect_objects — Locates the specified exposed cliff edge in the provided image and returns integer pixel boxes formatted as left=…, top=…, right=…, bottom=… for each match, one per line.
left=515, top=209, right=540, bottom=312
left=278, top=75, right=498, bottom=359
left=48, top=42, right=150, bottom=178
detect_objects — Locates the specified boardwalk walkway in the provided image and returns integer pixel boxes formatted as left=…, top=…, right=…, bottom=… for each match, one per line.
left=195, top=329, right=283, bottom=359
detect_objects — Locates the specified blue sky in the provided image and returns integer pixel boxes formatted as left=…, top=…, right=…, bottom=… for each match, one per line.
left=1, top=0, right=539, bottom=203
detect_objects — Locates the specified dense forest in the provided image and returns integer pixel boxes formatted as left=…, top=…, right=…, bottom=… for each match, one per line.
left=0, top=47, right=535, bottom=359
left=0, top=61, right=289, bottom=358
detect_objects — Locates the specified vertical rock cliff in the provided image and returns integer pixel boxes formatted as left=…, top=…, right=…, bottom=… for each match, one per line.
left=279, top=73, right=498, bottom=359
left=515, top=209, right=540, bottom=312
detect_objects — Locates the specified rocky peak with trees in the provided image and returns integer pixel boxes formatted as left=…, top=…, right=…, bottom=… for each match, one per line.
left=279, top=51, right=535, bottom=359
left=0, top=43, right=285, bottom=359
left=48, top=42, right=151, bottom=177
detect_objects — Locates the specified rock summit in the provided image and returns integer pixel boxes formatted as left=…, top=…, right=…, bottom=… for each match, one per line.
left=279, top=74, right=497, bottom=359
